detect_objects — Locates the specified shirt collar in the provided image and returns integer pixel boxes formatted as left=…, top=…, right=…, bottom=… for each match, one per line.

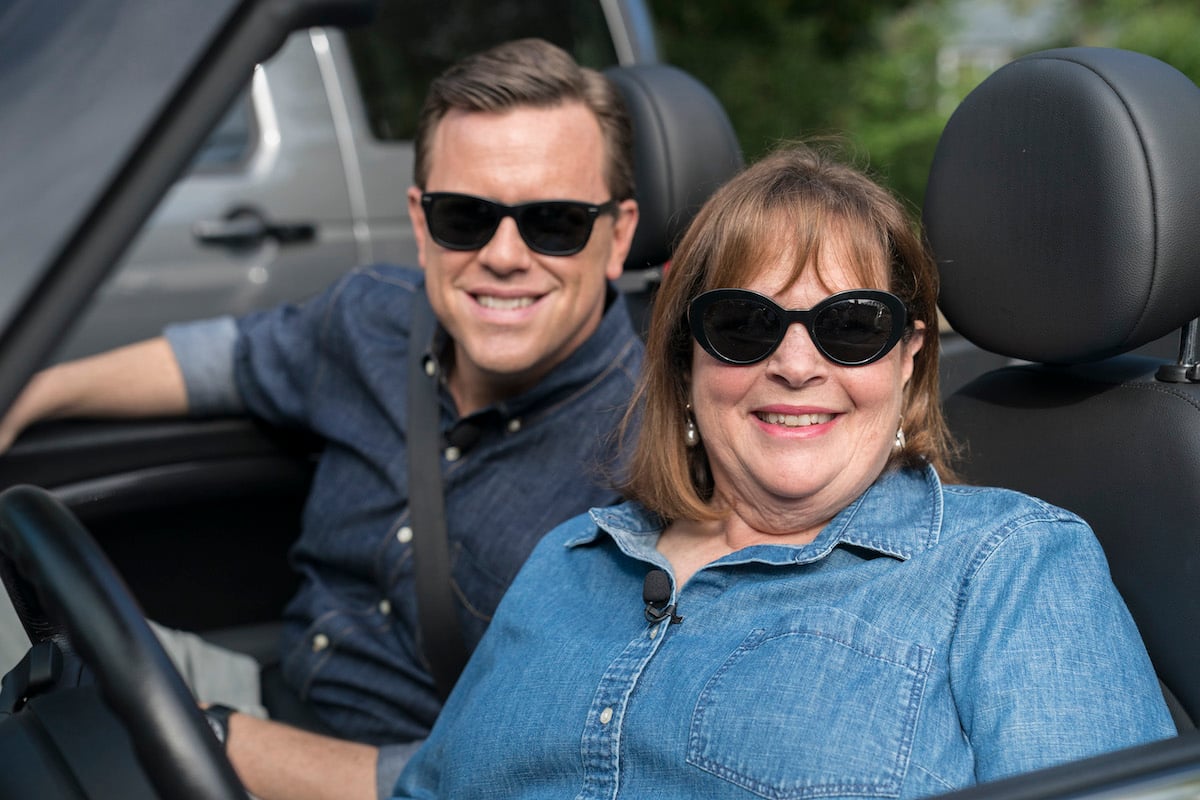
left=578, top=464, right=945, bottom=566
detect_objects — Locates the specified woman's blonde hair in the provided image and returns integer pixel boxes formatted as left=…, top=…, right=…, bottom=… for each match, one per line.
left=620, top=142, right=958, bottom=522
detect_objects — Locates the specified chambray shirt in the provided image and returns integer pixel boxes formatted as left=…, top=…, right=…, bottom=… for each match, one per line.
left=165, top=264, right=643, bottom=747
left=393, top=465, right=1175, bottom=800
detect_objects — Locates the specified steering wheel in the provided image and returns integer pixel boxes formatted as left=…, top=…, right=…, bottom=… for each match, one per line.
left=0, top=484, right=247, bottom=799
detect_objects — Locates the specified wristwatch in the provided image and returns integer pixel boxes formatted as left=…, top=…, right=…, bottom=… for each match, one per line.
left=203, top=704, right=238, bottom=749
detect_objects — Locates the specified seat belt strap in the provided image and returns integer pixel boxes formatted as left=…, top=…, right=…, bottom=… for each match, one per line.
left=406, top=290, right=470, bottom=700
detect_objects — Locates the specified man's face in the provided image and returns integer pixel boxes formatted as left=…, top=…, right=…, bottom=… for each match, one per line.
left=408, top=102, right=638, bottom=415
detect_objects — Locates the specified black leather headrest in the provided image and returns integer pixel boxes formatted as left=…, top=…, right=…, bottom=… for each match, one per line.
left=606, top=64, right=744, bottom=271
left=924, top=47, right=1200, bottom=364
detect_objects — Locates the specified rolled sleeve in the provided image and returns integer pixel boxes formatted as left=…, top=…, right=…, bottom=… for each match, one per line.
left=164, top=316, right=244, bottom=415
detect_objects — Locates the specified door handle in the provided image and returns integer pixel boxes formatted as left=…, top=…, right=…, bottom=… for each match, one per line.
left=193, top=206, right=316, bottom=248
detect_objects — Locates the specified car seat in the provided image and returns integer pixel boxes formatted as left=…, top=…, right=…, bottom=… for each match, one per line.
left=924, top=47, right=1200, bottom=732
left=606, top=63, right=744, bottom=334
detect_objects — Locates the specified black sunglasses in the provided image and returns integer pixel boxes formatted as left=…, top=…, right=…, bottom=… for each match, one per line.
left=420, top=192, right=618, bottom=257
left=689, top=288, right=909, bottom=367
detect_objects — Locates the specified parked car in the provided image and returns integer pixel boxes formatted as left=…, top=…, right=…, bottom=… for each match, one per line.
left=0, top=0, right=1197, bottom=798
left=50, top=0, right=660, bottom=364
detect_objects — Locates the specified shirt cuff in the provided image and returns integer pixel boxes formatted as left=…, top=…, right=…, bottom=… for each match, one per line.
left=163, top=316, right=245, bottom=416
left=377, top=739, right=424, bottom=800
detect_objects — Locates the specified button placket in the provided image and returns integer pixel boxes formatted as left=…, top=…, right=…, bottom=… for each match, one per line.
left=576, top=617, right=670, bottom=799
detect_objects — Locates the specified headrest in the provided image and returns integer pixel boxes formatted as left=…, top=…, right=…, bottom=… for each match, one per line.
left=924, top=47, right=1200, bottom=364
left=605, top=64, right=744, bottom=271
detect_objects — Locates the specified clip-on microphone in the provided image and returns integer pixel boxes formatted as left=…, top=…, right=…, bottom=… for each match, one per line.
left=643, top=569, right=683, bottom=624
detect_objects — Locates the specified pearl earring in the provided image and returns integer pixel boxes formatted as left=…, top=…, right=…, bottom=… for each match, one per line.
left=685, top=405, right=700, bottom=447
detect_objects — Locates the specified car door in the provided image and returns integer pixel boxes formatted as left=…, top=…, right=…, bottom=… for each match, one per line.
left=51, top=31, right=361, bottom=363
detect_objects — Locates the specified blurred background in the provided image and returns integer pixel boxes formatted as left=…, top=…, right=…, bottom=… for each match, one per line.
left=54, top=0, right=1200, bottom=366
left=647, top=0, right=1200, bottom=212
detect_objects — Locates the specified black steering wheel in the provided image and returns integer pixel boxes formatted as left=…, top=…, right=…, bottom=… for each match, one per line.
left=0, top=484, right=247, bottom=799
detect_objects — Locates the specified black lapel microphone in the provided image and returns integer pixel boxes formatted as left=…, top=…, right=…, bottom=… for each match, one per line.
left=643, top=569, right=683, bottom=624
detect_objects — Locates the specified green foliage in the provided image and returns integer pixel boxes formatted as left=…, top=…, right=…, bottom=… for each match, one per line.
left=647, top=0, right=1200, bottom=211
left=651, top=0, right=914, bottom=55
left=648, top=0, right=952, bottom=207
left=1069, top=1, right=1200, bottom=82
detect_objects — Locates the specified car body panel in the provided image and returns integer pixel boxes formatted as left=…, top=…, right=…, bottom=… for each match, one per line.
left=60, top=33, right=363, bottom=361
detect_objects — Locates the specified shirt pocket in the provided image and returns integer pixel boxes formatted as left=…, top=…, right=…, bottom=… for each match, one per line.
left=686, top=606, right=932, bottom=800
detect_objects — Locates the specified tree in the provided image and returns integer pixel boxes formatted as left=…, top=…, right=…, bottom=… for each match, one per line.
left=648, top=0, right=1200, bottom=211
left=1057, top=0, right=1200, bottom=81
left=648, top=0, right=951, bottom=206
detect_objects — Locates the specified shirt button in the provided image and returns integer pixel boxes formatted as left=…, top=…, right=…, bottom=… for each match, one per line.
left=312, top=633, right=330, bottom=652
left=379, top=598, right=392, bottom=615
left=599, top=707, right=614, bottom=725
left=506, top=418, right=522, bottom=433
left=444, top=446, right=461, bottom=462
left=422, top=357, right=436, bottom=377
left=396, top=526, right=413, bottom=544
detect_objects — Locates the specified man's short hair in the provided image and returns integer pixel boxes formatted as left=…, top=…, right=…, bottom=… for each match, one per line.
left=413, top=38, right=635, bottom=204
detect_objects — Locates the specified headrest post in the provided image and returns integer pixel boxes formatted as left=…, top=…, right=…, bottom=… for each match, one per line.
left=1156, top=318, right=1200, bottom=383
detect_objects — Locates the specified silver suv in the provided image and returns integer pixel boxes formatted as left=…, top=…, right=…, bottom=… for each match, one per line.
left=55, top=0, right=659, bottom=361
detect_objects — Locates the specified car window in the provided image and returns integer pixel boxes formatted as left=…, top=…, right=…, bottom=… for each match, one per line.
left=345, top=0, right=619, bottom=142
left=188, top=91, right=255, bottom=172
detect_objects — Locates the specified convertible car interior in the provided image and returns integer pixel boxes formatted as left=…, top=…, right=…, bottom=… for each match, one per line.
left=0, top=58, right=743, bottom=654
left=3, top=4, right=1199, bottom=796
left=0, top=40, right=743, bottom=800
left=922, top=44, right=1200, bottom=798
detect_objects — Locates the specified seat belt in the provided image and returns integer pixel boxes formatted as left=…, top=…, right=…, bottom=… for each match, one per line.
left=406, top=291, right=470, bottom=700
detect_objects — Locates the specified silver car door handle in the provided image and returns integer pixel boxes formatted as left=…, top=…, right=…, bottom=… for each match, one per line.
left=193, top=207, right=316, bottom=247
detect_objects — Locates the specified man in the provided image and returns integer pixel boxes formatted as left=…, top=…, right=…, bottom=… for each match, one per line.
left=0, top=38, right=642, bottom=799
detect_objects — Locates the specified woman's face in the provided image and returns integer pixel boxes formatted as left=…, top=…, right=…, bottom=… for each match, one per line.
left=689, top=237, right=924, bottom=533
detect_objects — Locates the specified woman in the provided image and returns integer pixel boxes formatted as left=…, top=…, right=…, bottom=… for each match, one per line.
left=391, top=144, right=1174, bottom=799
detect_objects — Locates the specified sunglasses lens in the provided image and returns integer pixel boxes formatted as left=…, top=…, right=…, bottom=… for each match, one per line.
left=518, top=202, right=594, bottom=255
left=426, top=195, right=499, bottom=250
left=701, top=297, right=782, bottom=363
left=813, top=299, right=895, bottom=364
left=425, top=194, right=598, bottom=255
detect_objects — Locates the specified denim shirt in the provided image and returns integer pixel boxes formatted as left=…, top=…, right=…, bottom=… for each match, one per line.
left=392, top=465, right=1175, bottom=800
left=165, top=264, right=644, bottom=746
